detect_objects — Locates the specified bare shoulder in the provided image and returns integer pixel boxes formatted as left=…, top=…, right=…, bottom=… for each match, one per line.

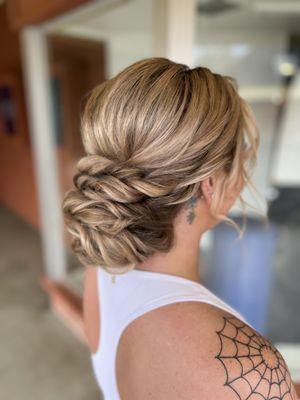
left=118, top=301, right=299, bottom=400
left=82, top=266, right=100, bottom=354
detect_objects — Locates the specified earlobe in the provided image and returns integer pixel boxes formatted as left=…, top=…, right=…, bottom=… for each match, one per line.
left=199, top=193, right=214, bottom=200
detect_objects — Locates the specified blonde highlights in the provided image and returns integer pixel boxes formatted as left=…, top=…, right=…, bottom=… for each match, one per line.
left=62, top=57, right=260, bottom=274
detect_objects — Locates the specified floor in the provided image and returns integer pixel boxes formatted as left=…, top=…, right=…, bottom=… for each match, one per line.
left=0, top=206, right=102, bottom=400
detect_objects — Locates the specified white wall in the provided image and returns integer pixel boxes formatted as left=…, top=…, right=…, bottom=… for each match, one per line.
left=45, top=0, right=155, bottom=78
left=271, top=72, right=300, bottom=186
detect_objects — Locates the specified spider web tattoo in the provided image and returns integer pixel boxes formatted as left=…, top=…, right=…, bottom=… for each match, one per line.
left=215, top=316, right=296, bottom=400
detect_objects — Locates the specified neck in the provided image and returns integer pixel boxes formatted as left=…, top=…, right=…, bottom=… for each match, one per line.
left=134, top=198, right=211, bottom=284
left=135, top=234, right=202, bottom=284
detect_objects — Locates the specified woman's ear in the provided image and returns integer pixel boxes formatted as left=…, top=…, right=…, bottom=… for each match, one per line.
left=200, top=176, right=215, bottom=205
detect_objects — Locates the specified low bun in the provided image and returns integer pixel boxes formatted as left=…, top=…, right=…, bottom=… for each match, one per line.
left=62, top=57, right=259, bottom=274
left=63, top=153, right=188, bottom=273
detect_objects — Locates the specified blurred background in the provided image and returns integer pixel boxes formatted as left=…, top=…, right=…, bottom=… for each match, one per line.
left=1, top=0, right=300, bottom=398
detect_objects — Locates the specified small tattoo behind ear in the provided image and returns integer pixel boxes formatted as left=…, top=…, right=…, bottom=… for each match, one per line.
left=186, top=194, right=199, bottom=224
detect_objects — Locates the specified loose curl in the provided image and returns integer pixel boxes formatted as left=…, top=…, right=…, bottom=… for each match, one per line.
left=62, top=57, right=260, bottom=274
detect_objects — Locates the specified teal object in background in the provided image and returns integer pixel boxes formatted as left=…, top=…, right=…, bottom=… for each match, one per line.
left=204, top=218, right=279, bottom=335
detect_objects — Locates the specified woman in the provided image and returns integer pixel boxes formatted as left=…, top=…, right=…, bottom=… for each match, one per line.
left=63, top=58, right=298, bottom=400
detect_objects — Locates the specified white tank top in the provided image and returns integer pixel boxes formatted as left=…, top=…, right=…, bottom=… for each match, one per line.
left=90, top=266, right=250, bottom=400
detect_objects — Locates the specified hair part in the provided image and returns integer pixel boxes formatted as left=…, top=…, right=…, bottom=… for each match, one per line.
left=62, top=57, right=261, bottom=274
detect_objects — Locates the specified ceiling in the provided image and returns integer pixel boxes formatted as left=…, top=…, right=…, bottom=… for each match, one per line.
left=45, top=0, right=300, bottom=38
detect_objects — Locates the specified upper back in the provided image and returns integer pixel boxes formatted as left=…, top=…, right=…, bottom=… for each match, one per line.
left=84, top=266, right=298, bottom=400
left=117, top=301, right=298, bottom=399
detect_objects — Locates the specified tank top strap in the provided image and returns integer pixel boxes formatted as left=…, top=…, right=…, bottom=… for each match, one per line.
left=120, top=270, right=250, bottom=330
left=98, top=267, right=252, bottom=343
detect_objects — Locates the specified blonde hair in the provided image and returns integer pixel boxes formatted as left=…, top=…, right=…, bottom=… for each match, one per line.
left=62, top=57, right=260, bottom=274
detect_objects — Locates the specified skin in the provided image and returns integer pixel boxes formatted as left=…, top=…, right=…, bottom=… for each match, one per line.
left=115, top=303, right=299, bottom=399
left=83, top=170, right=299, bottom=399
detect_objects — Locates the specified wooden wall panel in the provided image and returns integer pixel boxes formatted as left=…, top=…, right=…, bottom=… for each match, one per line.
left=6, top=0, right=92, bottom=29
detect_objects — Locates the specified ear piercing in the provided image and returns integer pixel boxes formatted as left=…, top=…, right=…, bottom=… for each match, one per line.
left=200, top=192, right=214, bottom=200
